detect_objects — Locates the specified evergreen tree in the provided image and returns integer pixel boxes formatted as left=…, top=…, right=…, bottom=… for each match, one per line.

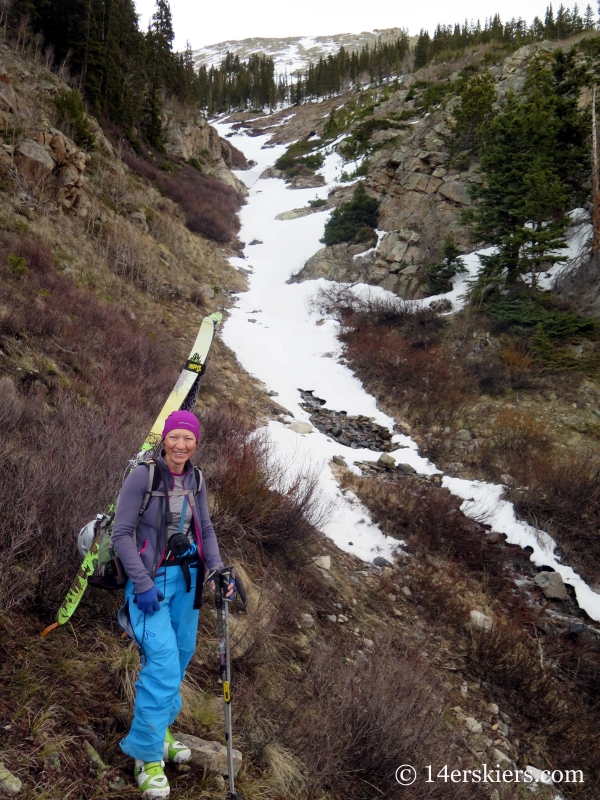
left=584, top=3, right=595, bottom=27
left=413, top=30, right=431, bottom=68
left=465, top=51, right=589, bottom=292
left=321, top=183, right=379, bottom=246
left=427, top=235, right=467, bottom=294
left=448, top=72, right=496, bottom=157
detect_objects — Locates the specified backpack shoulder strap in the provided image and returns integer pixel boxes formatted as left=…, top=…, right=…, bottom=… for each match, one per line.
left=193, top=466, right=203, bottom=494
left=139, top=461, right=157, bottom=516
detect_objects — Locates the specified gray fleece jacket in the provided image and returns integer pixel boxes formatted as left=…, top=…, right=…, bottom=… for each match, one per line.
left=112, top=454, right=223, bottom=594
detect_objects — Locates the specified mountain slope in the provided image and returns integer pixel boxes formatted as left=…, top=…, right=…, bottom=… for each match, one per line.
left=194, top=28, right=410, bottom=75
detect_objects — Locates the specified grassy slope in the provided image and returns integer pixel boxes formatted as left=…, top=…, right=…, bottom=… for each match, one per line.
left=1, top=35, right=600, bottom=800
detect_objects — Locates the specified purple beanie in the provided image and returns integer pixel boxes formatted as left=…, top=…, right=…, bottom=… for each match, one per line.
left=162, top=410, right=200, bottom=441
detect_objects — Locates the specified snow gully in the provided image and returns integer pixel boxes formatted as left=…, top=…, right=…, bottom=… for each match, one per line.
left=214, top=119, right=600, bottom=623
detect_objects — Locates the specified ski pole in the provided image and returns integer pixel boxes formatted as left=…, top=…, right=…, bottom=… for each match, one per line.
left=205, top=567, right=247, bottom=800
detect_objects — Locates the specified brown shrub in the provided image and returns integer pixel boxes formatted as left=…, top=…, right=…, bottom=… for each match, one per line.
left=500, top=340, right=537, bottom=389
left=354, top=477, right=509, bottom=578
left=197, top=405, right=326, bottom=566
left=470, top=621, right=600, bottom=792
left=314, top=286, right=471, bottom=426
left=487, top=408, right=551, bottom=457
left=120, top=146, right=243, bottom=244
left=510, top=450, right=600, bottom=583
left=228, top=141, right=249, bottom=170
left=239, top=634, right=480, bottom=800
left=0, top=236, right=179, bottom=610
left=465, top=352, right=509, bottom=396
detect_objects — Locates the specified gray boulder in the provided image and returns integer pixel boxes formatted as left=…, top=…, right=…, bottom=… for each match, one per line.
left=173, top=733, right=242, bottom=777
left=534, top=572, right=567, bottom=600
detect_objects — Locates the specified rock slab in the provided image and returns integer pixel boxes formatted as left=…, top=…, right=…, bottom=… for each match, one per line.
left=0, top=763, right=21, bottom=796
left=470, top=610, right=493, bottom=631
left=534, top=572, right=567, bottom=600
left=173, top=733, right=242, bottom=777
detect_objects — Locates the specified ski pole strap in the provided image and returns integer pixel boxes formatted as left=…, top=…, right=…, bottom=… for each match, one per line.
left=204, top=566, right=248, bottom=613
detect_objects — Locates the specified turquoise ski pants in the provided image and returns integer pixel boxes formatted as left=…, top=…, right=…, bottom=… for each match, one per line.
left=119, top=563, right=200, bottom=762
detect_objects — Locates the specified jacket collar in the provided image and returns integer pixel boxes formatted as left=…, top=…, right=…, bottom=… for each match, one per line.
left=156, top=451, right=194, bottom=479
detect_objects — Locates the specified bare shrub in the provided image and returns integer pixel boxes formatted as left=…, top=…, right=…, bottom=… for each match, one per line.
left=465, top=352, right=509, bottom=396
left=0, top=236, right=179, bottom=610
left=0, top=376, right=23, bottom=429
left=500, top=340, right=537, bottom=389
left=353, top=477, right=509, bottom=579
left=228, top=141, right=249, bottom=170
left=197, top=405, right=325, bottom=566
left=119, top=144, right=243, bottom=244
left=314, top=284, right=445, bottom=342
left=470, top=621, right=600, bottom=790
left=510, top=449, right=600, bottom=583
left=314, top=286, right=470, bottom=426
left=255, top=635, right=480, bottom=800
left=487, top=408, right=551, bottom=457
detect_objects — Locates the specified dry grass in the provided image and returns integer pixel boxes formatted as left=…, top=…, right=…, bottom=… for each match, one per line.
left=242, top=634, right=481, bottom=800
left=470, top=620, right=600, bottom=790
left=94, top=214, right=163, bottom=293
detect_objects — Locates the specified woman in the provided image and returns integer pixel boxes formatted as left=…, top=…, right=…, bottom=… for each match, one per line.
left=113, top=410, right=233, bottom=799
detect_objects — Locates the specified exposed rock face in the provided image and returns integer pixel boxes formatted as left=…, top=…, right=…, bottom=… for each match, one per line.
left=291, top=41, right=564, bottom=299
left=497, top=40, right=557, bottom=98
left=293, top=233, right=428, bottom=299
left=161, top=110, right=249, bottom=195
left=10, top=128, right=90, bottom=216
left=366, top=113, right=476, bottom=262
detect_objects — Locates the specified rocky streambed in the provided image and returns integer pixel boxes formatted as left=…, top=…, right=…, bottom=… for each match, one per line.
left=299, top=389, right=397, bottom=451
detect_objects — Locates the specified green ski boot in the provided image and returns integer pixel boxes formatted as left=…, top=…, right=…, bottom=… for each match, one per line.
left=163, top=728, right=192, bottom=764
left=134, top=760, right=170, bottom=799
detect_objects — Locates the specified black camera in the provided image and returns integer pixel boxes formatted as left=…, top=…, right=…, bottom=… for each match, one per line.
left=168, top=532, right=191, bottom=558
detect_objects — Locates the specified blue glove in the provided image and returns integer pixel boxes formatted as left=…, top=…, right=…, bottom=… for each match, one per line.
left=136, top=585, right=164, bottom=614
left=226, top=578, right=236, bottom=601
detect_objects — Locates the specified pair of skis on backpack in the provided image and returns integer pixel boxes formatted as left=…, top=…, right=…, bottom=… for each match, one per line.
left=41, top=312, right=247, bottom=638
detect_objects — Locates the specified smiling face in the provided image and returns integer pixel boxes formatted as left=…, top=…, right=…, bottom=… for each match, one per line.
left=163, top=428, right=197, bottom=473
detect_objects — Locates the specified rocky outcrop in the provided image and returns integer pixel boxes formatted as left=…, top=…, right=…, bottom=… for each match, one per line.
left=292, top=42, right=566, bottom=299
left=161, top=109, right=249, bottom=195
left=293, top=230, right=429, bottom=299
left=497, top=40, right=558, bottom=98
left=8, top=128, right=90, bottom=217
left=366, top=113, right=477, bottom=261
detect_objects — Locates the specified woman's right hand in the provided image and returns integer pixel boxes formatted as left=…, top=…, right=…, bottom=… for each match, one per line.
left=136, top=585, right=164, bottom=614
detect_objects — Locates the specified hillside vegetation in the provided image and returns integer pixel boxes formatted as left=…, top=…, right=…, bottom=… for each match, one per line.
left=2, top=3, right=600, bottom=800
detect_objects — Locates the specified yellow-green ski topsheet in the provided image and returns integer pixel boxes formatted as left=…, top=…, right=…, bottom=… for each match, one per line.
left=142, top=313, right=220, bottom=450
left=53, top=313, right=221, bottom=629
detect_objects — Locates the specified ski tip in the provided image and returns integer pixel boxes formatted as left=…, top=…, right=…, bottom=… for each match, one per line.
left=40, top=622, right=60, bottom=639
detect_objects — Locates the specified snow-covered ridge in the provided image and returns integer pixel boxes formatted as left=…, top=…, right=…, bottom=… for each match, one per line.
left=194, top=28, right=408, bottom=76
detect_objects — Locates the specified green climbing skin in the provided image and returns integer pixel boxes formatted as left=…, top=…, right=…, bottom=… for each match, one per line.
left=46, top=313, right=222, bottom=635
left=57, top=539, right=102, bottom=625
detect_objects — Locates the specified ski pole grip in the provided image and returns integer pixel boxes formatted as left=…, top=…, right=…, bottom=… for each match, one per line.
left=232, top=569, right=248, bottom=613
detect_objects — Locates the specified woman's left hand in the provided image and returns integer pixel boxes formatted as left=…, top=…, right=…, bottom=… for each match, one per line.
left=210, top=579, right=235, bottom=599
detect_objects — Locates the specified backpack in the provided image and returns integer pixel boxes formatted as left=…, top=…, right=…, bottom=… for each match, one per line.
left=85, top=460, right=203, bottom=591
